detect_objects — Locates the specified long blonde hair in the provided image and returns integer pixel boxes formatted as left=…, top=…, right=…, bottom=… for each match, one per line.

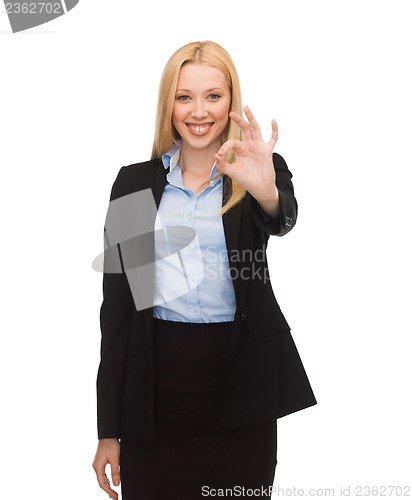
left=151, top=40, right=246, bottom=214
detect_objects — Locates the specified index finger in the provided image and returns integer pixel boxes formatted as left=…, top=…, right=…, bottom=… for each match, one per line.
left=229, top=110, right=253, bottom=141
left=95, top=467, right=119, bottom=500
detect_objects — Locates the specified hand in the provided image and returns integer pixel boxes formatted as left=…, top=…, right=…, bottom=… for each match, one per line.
left=92, top=438, right=121, bottom=500
left=215, top=106, right=279, bottom=205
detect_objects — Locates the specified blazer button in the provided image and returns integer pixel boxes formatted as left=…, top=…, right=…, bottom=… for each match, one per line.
left=241, top=310, right=247, bottom=321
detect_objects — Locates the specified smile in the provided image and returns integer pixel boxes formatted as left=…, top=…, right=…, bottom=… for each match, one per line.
left=186, top=123, right=214, bottom=136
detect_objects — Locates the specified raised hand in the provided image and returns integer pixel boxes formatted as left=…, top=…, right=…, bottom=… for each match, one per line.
left=215, top=106, right=279, bottom=208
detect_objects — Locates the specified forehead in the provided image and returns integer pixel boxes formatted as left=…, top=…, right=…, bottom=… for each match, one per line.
left=176, top=63, right=229, bottom=91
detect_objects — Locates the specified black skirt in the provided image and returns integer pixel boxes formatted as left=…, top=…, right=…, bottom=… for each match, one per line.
left=120, top=318, right=277, bottom=500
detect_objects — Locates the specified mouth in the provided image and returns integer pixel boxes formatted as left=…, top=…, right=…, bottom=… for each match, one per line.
left=185, top=122, right=214, bottom=136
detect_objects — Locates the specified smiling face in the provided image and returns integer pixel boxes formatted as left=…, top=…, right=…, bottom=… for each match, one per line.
left=172, top=63, right=231, bottom=154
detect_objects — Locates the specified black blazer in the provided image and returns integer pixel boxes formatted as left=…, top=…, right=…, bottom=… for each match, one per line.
left=97, top=152, right=317, bottom=447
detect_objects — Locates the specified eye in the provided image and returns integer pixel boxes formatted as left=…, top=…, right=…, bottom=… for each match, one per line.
left=208, top=94, right=221, bottom=100
left=176, top=95, right=190, bottom=101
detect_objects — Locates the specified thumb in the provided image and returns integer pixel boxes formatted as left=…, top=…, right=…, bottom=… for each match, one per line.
left=110, top=458, right=121, bottom=486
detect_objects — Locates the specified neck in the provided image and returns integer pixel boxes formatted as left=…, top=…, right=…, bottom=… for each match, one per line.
left=179, top=141, right=220, bottom=176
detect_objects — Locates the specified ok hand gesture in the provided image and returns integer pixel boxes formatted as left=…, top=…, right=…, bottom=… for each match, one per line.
left=215, top=106, right=279, bottom=207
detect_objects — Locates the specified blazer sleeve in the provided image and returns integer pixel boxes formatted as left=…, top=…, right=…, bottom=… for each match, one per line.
left=96, top=166, right=135, bottom=439
left=250, top=152, right=298, bottom=236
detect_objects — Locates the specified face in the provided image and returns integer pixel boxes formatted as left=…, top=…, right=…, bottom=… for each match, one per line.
left=172, top=63, right=231, bottom=153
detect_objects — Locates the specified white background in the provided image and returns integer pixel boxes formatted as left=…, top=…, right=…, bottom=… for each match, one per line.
left=1, top=0, right=411, bottom=498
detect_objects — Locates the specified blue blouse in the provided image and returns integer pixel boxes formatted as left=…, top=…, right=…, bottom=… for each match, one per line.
left=152, top=143, right=237, bottom=323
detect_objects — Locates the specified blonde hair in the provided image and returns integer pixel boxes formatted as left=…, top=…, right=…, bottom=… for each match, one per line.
left=151, top=40, right=246, bottom=214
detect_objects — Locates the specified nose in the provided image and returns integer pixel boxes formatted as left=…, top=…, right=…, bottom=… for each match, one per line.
left=190, top=99, right=208, bottom=120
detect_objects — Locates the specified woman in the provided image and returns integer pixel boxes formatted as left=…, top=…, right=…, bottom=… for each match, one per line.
left=92, top=40, right=317, bottom=500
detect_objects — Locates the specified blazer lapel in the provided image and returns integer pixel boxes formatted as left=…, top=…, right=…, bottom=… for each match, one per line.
left=221, top=175, right=242, bottom=309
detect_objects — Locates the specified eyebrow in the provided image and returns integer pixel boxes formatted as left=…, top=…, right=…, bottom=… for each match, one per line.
left=175, top=87, right=225, bottom=93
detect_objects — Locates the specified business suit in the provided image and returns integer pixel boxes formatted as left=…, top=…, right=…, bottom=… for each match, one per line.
left=97, top=151, right=317, bottom=448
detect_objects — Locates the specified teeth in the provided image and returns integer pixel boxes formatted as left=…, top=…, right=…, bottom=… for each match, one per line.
left=190, top=124, right=210, bottom=133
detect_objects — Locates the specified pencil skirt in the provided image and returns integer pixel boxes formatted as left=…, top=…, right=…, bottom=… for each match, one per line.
left=120, top=318, right=278, bottom=500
